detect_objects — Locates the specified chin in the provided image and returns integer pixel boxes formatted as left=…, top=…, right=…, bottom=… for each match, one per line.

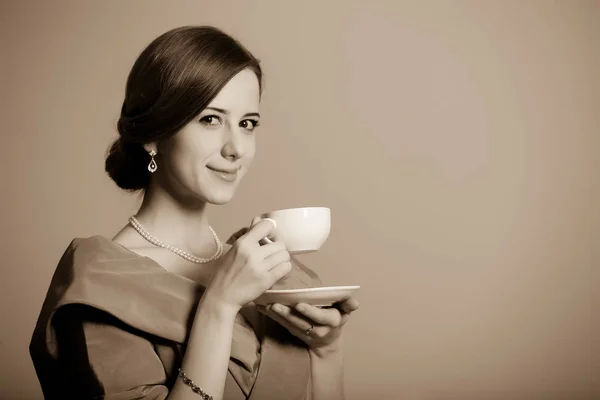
left=197, top=170, right=245, bottom=205
left=200, top=187, right=238, bottom=205
left=206, top=195, right=234, bottom=206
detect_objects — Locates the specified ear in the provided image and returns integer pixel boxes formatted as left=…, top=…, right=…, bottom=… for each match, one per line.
left=143, top=142, right=157, bottom=154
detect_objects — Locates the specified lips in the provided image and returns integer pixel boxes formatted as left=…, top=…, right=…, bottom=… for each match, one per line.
left=207, top=166, right=239, bottom=174
left=206, top=165, right=239, bottom=183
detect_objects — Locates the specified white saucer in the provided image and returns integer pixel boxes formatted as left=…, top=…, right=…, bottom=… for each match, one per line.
left=254, top=286, right=360, bottom=307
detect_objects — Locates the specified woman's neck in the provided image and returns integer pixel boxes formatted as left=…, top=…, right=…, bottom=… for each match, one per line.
left=132, top=183, right=219, bottom=256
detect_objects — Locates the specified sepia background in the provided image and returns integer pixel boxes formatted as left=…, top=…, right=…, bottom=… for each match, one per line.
left=1, top=0, right=599, bottom=399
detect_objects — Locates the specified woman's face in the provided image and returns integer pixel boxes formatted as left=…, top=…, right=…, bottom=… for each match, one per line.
left=151, top=68, right=261, bottom=205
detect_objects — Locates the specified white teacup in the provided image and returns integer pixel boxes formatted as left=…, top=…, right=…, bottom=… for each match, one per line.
left=255, top=207, right=331, bottom=254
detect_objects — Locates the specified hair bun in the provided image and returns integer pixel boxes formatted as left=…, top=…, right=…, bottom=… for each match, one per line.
left=104, top=138, right=150, bottom=191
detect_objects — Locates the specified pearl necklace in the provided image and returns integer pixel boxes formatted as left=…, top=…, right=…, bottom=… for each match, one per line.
left=128, top=216, right=224, bottom=264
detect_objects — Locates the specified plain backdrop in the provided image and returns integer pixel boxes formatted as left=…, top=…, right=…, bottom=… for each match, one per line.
left=1, top=1, right=599, bottom=399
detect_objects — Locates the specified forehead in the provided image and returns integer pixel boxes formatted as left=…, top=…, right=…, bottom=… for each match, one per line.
left=207, top=68, right=260, bottom=110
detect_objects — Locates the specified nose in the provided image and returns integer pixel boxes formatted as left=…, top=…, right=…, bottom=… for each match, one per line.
left=221, top=125, right=245, bottom=160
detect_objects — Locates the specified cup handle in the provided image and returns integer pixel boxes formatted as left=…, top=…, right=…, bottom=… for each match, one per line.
left=253, top=217, right=277, bottom=244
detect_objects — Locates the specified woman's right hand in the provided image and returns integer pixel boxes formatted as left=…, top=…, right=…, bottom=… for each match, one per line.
left=204, top=219, right=292, bottom=312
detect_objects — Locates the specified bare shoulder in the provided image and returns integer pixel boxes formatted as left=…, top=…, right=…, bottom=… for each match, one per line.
left=112, top=225, right=143, bottom=248
left=111, top=225, right=163, bottom=259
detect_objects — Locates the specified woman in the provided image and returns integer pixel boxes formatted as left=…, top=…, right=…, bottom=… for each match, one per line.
left=29, top=26, right=359, bottom=400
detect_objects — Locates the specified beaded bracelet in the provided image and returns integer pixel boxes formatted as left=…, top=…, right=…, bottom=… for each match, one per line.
left=178, top=368, right=213, bottom=400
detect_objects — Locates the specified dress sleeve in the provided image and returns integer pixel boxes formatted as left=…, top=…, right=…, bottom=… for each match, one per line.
left=52, top=304, right=170, bottom=400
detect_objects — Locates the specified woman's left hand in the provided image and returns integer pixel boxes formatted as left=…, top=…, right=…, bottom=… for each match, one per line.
left=257, top=298, right=359, bottom=356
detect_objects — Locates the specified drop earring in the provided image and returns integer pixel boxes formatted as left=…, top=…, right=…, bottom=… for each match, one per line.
left=147, top=150, right=157, bottom=173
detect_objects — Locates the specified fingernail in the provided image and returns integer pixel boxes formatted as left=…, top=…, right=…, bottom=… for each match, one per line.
left=296, top=304, right=305, bottom=312
left=272, top=305, right=281, bottom=313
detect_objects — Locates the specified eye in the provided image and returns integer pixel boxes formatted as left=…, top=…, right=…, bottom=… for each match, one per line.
left=199, top=115, right=222, bottom=125
left=240, top=119, right=260, bottom=132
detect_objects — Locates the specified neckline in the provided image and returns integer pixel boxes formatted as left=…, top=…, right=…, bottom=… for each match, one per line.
left=91, top=234, right=213, bottom=286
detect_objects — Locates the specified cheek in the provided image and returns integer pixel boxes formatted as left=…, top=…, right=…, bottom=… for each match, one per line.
left=163, top=148, right=209, bottom=182
left=175, top=138, right=215, bottom=166
left=243, top=141, right=257, bottom=166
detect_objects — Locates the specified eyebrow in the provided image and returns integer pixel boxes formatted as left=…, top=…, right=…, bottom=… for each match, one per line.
left=205, top=107, right=260, bottom=119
